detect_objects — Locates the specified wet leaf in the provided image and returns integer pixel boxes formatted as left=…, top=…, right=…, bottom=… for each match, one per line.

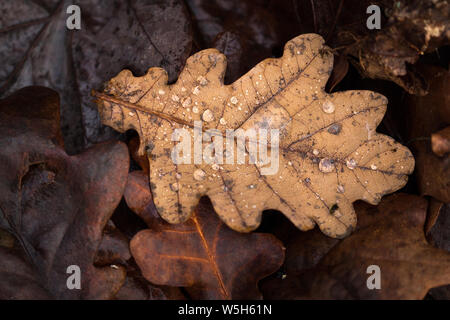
left=125, top=171, right=285, bottom=299
left=0, top=86, right=130, bottom=299
left=96, top=33, right=414, bottom=238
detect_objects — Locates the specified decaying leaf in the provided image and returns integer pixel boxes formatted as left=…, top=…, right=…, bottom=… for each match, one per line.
left=0, top=86, right=130, bottom=299
left=95, top=33, right=414, bottom=238
left=125, top=171, right=285, bottom=299
left=261, top=194, right=450, bottom=300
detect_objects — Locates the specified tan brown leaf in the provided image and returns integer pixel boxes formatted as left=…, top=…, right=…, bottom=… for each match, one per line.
left=95, top=33, right=414, bottom=238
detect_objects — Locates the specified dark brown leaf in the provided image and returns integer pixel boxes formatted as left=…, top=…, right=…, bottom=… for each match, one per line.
left=0, top=86, right=130, bottom=299
left=0, top=0, right=192, bottom=150
left=261, top=194, right=450, bottom=299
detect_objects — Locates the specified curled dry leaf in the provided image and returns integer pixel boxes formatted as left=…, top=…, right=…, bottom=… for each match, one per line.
left=125, top=171, right=285, bottom=299
left=261, top=194, right=450, bottom=300
left=0, top=87, right=130, bottom=299
left=95, top=33, right=414, bottom=238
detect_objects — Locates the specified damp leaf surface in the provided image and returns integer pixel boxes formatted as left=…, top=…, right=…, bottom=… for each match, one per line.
left=95, top=33, right=414, bottom=238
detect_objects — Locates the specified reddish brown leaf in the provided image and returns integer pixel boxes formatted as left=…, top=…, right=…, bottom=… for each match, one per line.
left=0, top=86, right=129, bottom=299
left=125, top=171, right=285, bottom=299
left=261, top=194, right=450, bottom=299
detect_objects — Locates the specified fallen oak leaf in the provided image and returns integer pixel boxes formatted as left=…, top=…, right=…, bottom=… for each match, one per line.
left=125, top=171, right=285, bottom=299
left=95, top=33, right=414, bottom=238
left=0, top=86, right=129, bottom=299
left=261, top=194, right=450, bottom=300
